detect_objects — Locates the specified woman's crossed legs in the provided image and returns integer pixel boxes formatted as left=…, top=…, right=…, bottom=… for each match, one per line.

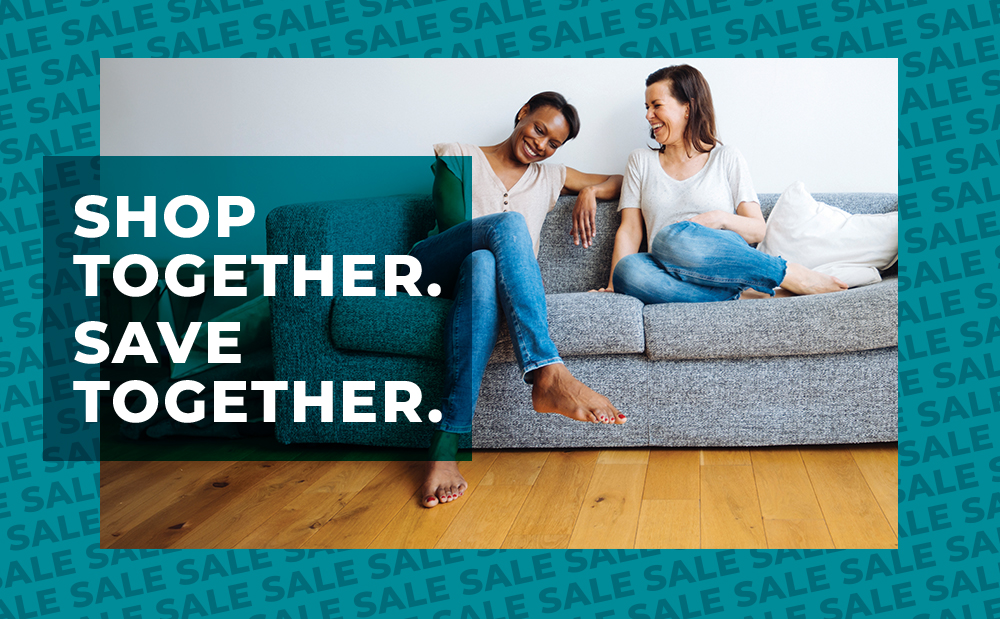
left=613, top=221, right=846, bottom=304
left=410, top=212, right=624, bottom=507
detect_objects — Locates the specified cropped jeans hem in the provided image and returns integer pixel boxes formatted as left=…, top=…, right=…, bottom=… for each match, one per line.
left=522, top=357, right=563, bottom=384
left=436, top=421, right=473, bottom=434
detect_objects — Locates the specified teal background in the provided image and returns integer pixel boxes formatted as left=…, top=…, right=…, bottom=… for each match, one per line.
left=1, top=0, right=996, bottom=618
left=98, top=156, right=435, bottom=258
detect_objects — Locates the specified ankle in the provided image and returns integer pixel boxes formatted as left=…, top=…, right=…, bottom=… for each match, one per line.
left=532, top=362, right=565, bottom=385
left=779, top=262, right=799, bottom=286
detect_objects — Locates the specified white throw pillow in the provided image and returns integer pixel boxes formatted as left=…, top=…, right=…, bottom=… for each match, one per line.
left=758, top=181, right=898, bottom=287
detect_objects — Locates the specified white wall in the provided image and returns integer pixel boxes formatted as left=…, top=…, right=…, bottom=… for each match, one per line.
left=101, top=58, right=896, bottom=193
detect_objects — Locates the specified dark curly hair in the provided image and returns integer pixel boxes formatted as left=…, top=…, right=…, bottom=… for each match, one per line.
left=516, top=91, right=580, bottom=142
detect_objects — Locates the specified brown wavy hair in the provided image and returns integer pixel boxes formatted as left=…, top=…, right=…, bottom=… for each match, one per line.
left=646, top=65, right=718, bottom=154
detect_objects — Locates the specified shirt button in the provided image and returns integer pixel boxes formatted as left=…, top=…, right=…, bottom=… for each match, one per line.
left=504, top=193, right=508, bottom=197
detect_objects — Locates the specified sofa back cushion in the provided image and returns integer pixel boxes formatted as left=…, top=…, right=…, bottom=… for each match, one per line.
left=537, top=195, right=625, bottom=293
left=758, top=192, right=899, bottom=218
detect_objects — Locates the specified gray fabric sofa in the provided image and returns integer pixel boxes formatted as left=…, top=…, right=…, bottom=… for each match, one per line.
left=266, top=193, right=898, bottom=449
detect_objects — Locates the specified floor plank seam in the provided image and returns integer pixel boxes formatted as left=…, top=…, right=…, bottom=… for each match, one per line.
left=849, top=448, right=897, bottom=538
left=747, top=450, right=768, bottom=548
left=568, top=457, right=605, bottom=546
left=798, top=450, right=838, bottom=549
left=848, top=453, right=898, bottom=546
left=630, top=462, right=650, bottom=549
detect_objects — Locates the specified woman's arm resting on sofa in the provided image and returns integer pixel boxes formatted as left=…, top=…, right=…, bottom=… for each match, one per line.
left=594, top=208, right=644, bottom=293
left=686, top=201, right=766, bottom=245
left=564, top=168, right=624, bottom=249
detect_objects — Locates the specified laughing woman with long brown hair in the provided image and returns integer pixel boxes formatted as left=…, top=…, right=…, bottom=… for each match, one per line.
left=595, top=65, right=848, bottom=302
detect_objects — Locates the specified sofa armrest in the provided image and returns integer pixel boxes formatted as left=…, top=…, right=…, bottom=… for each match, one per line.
left=265, top=195, right=435, bottom=442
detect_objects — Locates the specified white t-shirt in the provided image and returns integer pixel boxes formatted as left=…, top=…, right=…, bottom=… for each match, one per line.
left=618, top=144, right=758, bottom=242
left=434, top=143, right=567, bottom=257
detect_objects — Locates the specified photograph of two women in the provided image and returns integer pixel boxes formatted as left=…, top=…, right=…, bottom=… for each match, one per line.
left=100, top=58, right=898, bottom=549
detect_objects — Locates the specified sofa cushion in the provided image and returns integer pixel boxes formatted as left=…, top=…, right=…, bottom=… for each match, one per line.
left=643, top=276, right=897, bottom=361
left=489, top=292, right=646, bottom=364
left=330, top=295, right=450, bottom=360
left=331, top=291, right=645, bottom=362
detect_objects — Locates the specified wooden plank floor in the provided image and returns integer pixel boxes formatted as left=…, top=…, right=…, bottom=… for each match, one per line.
left=101, top=444, right=897, bottom=549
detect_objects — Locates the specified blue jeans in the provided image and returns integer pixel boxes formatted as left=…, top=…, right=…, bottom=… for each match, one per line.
left=613, top=221, right=787, bottom=304
left=409, top=212, right=562, bottom=434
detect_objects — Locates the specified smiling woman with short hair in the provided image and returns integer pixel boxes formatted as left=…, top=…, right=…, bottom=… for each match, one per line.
left=409, top=91, right=625, bottom=508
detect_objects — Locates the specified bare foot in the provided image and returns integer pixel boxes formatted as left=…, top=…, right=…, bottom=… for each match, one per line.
left=739, top=287, right=795, bottom=300
left=421, top=460, right=467, bottom=508
left=739, top=289, right=771, bottom=300
left=531, top=363, right=626, bottom=425
left=779, top=263, right=849, bottom=296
